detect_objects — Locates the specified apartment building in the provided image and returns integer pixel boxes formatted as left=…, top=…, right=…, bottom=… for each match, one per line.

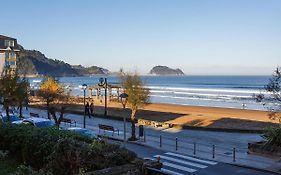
left=0, top=35, right=20, bottom=76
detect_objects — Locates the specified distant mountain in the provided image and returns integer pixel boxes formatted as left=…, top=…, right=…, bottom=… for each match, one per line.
left=72, top=65, right=109, bottom=75
left=17, top=46, right=109, bottom=77
left=149, top=66, right=184, bottom=75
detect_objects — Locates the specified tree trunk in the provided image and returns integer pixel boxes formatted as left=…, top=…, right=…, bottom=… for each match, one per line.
left=50, top=109, right=58, bottom=127
left=19, top=104, right=23, bottom=118
left=5, top=105, right=10, bottom=122
left=129, top=109, right=137, bottom=141
left=47, top=100, right=50, bottom=119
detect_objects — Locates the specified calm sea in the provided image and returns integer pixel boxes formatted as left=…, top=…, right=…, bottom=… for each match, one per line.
left=29, top=75, right=271, bottom=111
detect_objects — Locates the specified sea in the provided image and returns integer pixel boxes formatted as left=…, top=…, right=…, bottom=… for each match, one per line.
left=28, top=75, right=272, bottom=111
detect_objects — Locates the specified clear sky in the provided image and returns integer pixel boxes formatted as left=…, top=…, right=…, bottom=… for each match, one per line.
left=0, top=0, right=280, bottom=75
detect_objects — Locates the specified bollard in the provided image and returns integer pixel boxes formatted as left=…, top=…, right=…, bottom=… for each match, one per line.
left=193, top=142, right=196, bottom=156
left=233, top=148, right=236, bottom=162
left=160, top=135, right=162, bottom=148
left=212, top=145, right=215, bottom=159
left=144, top=130, right=146, bottom=142
left=176, top=137, right=178, bottom=151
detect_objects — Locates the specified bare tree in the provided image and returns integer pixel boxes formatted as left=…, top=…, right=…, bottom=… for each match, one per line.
left=119, top=70, right=150, bottom=141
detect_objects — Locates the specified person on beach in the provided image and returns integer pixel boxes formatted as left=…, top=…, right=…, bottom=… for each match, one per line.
left=85, top=102, right=91, bottom=118
left=90, top=102, right=94, bottom=116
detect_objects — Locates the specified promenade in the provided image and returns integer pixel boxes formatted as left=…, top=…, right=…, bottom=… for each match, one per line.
left=23, top=108, right=281, bottom=174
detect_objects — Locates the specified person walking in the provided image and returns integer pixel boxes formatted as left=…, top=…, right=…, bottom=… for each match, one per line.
left=85, top=102, right=91, bottom=118
left=90, top=102, right=94, bottom=116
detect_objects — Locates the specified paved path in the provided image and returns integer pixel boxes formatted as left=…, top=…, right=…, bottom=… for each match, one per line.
left=22, top=108, right=281, bottom=173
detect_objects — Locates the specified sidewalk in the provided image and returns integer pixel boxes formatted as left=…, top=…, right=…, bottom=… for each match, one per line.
left=23, top=108, right=281, bottom=173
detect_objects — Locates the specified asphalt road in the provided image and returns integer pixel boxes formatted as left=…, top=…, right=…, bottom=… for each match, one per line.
left=111, top=141, right=276, bottom=175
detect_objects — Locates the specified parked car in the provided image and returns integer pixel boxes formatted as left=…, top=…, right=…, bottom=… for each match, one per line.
left=13, top=117, right=55, bottom=128
left=0, top=113, right=22, bottom=123
left=66, top=127, right=99, bottom=139
left=0, top=115, right=21, bottom=123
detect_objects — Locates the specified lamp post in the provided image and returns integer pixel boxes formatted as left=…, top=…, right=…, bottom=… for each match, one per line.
left=119, top=93, right=128, bottom=142
left=98, top=77, right=108, bottom=117
left=82, top=84, right=88, bottom=128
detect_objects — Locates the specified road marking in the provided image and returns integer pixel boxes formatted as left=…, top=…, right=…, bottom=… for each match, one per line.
left=165, top=152, right=217, bottom=165
left=163, top=162, right=197, bottom=173
left=154, top=155, right=207, bottom=168
left=161, top=168, right=184, bottom=175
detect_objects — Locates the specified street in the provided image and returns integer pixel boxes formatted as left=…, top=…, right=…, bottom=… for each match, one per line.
left=116, top=141, right=276, bottom=175
left=23, top=108, right=280, bottom=175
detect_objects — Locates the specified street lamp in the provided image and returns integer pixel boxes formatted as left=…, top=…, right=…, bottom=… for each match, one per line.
left=98, top=77, right=108, bottom=117
left=82, top=84, right=88, bottom=128
left=119, top=93, right=128, bottom=142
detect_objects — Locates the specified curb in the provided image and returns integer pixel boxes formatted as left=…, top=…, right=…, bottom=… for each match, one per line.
left=225, top=162, right=281, bottom=175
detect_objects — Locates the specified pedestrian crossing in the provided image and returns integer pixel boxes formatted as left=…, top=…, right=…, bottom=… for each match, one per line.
left=151, top=152, right=217, bottom=175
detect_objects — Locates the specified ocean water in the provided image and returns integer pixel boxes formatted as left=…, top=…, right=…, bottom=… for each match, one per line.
left=29, top=75, right=271, bottom=111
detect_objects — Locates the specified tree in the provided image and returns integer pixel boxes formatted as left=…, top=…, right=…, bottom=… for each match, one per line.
left=0, top=73, right=29, bottom=121
left=255, top=67, right=281, bottom=147
left=256, top=67, right=281, bottom=123
left=37, top=77, right=63, bottom=119
left=119, top=70, right=150, bottom=141
left=15, top=76, right=29, bottom=118
left=37, top=76, right=70, bottom=127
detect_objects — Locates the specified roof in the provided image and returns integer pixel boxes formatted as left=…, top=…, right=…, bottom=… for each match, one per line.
left=0, top=35, right=20, bottom=50
left=0, top=35, right=17, bottom=40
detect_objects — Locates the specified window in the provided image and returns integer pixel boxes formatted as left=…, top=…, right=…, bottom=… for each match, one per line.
left=4, top=52, right=15, bottom=59
left=4, top=40, right=15, bottom=47
left=9, top=61, right=16, bottom=65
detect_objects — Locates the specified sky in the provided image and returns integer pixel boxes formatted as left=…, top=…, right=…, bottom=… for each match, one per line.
left=0, top=0, right=280, bottom=75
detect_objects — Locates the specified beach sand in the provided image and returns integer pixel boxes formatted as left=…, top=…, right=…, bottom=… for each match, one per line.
left=30, top=97, right=279, bottom=131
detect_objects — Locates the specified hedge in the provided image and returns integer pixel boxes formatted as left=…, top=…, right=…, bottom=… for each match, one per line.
left=0, top=124, right=136, bottom=175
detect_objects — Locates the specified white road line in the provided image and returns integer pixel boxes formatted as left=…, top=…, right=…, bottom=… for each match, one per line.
left=161, top=168, right=185, bottom=175
left=154, top=155, right=207, bottom=168
left=163, top=162, right=197, bottom=173
left=165, top=152, right=217, bottom=165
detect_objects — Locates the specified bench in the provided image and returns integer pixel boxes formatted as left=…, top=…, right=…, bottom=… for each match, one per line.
left=98, top=124, right=119, bottom=136
left=30, top=112, right=40, bottom=118
left=61, top=118, right=76, bottom=127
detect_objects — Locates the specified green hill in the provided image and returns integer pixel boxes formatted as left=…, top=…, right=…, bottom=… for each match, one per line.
left=17, top=46, right=109, bottom=77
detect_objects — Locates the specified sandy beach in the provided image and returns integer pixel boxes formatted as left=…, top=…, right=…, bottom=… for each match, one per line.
left=31, top=97, right=279, bottom=131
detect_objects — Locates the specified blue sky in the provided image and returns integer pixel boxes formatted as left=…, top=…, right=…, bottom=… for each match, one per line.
left=0, top=0, right=280, bottom=75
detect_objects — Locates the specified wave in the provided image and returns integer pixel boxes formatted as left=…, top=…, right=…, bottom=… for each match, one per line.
left=146, top=86, right=265, bottom=94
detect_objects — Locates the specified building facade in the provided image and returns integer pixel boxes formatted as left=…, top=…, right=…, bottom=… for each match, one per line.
left=0, top=35, right=20, bottom=76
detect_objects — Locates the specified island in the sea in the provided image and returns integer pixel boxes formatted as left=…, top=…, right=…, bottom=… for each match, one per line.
left=149, top=65, right=185, bottom=75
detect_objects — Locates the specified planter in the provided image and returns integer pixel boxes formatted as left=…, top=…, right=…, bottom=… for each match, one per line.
left=248, top=141, right=281, bottom=157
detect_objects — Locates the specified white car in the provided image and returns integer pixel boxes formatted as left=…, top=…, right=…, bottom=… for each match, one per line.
left=66, top=127, right=99, bottom=139
left=13, top=117, right=55, bottom=128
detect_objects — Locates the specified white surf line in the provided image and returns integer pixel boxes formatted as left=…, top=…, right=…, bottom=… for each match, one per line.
left=165, top=152, right=217, bottom=165
left=154, top=155, right=207, bottom=168
left=161, top=168, right=184, bottom=175
left=163, top=162, right=197, bottom=173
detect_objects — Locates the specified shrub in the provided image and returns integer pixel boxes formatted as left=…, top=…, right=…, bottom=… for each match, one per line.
left=0, top=124, right=136, bottom=175
left=262, top=126, right=281, bottom=148
left=12, top=165, right=52, bottom=175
